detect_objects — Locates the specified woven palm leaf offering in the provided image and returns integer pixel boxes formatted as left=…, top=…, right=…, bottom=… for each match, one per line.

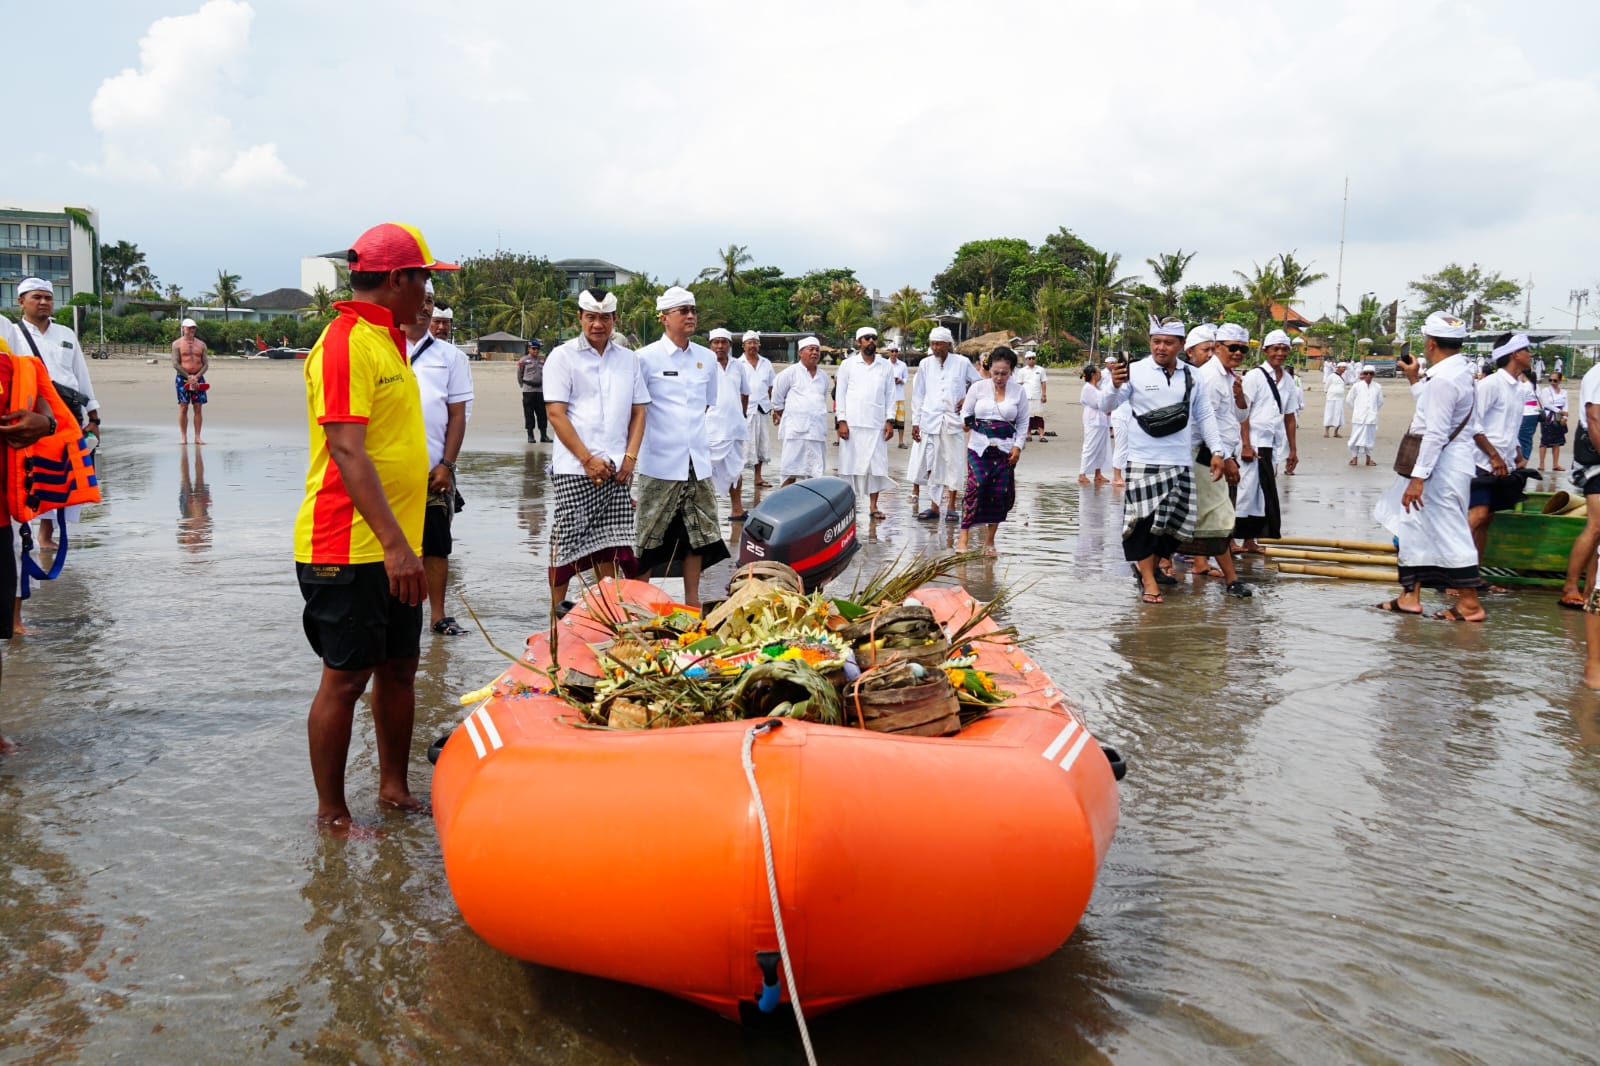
left=568, top=552, right=1016, bottom=730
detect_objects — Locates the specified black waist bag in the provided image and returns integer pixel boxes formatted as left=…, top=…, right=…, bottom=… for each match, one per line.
left=1133, top=367, right=1192, bottom=438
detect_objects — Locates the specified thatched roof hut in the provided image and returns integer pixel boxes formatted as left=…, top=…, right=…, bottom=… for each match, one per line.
left=955, top=330, right=1021, bottom=358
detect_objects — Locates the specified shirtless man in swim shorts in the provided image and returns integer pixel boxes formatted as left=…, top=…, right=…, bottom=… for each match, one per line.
left=173, top=318, right=210, bottom=445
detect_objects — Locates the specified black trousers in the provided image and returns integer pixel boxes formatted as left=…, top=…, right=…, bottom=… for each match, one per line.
left=522, top=392, right=548, bottom=440
left=1232, top=447, right=1280, bottom=539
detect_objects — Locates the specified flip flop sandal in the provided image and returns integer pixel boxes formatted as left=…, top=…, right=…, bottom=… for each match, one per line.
left=915, top=509, right=940, bottom=521
left=728, top=513, right=748, bottom=522
left=944, top=512, right=960, bottom=523
left=1433, top=607, right=1485, bottom=622
left=1558, top=597, right=1587, bottom=611
left=1373, top=599, right=1422, bottom=615
left=1153, top=571, right=1179, bottom=586
left=1226, top=581, right=1254, bottom=598
left=1140, top=592, right=1164, bottom=604
left=870, top=511, right=888, bottom=520
left=432, top=617, right=467, bottom=636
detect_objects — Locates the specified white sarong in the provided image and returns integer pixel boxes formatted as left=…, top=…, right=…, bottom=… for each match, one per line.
left=745, top=408, right=773, bottom=465
left=1080, top=421, right=1111, bottom=476
left=709, top=438, right=745, bottom=494
left=781, top=438, right=826, bottom=481
left=1323, top=390, right=1345, bottom=429
left=1374, top=444, right=1479, bottom=583
left=1349, top=423, right=1377, bottom=455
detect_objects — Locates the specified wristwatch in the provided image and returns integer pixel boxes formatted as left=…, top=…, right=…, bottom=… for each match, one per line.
left=440, top=459, right=456, bottom=472
left=44, top=413, right=57, bottom=435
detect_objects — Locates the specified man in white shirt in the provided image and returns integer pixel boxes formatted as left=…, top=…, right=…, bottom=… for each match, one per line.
left=1372, top=312, right=1485, bottom=621
left=406, top=283, right=475, bottom=635
left=1466, top=335, right=1530, bottom=563
left=633, top=287, right=726, bottom=607
left=1233, top=330, right=1299, bottom=551
left=1346, top=365, right=1385, bottom=465
left=1323, top=361, right=1348, bottom=437
left=910, top=326, right=980, bottom=522
left=885, top=343, right=909, bottom=448
left=772, top=338, right=832, bottom=485
left=705, top=327, right=750, bottom=521
left=1185, top=323, right=1251, bottom=596
left=740, top=330, right=775, bottom=488
left=543, top=289, right=649, bottom=606
left=14, top=277, right=101, bottom=549
left=1089, top=317, right=1231, bottom=603
left=834, top=325, right=896, bottom=519
left=1015, top=351, right=1049, bottom=443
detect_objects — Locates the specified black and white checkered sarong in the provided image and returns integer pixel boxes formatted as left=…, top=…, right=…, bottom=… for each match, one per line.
left=551, top=473, right=635, bottom=567
left=1121, top=463, right=1196, bottom=543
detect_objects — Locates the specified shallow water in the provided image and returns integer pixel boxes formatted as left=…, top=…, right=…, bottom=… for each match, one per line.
left=3, top=428, right=1598, bottom=1064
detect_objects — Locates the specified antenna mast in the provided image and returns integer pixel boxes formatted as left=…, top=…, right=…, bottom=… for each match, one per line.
left=1334, top=176, right=1348, bottom=322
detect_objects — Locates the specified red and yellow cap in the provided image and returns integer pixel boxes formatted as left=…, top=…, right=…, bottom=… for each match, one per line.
left=347, top=222, right=459, bottom=272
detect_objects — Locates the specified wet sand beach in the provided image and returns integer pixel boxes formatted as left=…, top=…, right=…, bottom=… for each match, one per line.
left=1, top=356, right=1596, bottom=1063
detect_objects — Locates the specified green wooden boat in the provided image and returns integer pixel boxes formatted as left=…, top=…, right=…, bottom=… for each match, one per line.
left=1480, top=491, right=1583, bottom=587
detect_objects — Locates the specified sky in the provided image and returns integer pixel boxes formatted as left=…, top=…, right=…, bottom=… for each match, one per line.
left=17, top=0, right=1600, bottom=327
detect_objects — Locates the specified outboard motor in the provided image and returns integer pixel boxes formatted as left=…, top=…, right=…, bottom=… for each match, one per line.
left=738, top=477, right=859, bottom=591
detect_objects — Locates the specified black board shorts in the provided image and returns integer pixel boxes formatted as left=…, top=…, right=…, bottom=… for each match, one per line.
left=297, top=561, right=421, bottom=672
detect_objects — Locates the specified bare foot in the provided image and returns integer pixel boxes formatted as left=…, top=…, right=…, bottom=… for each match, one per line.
left=194, top=438, right=206, bottom=445
left=179, top=439, right=188, bottom=445
left=1366, top=459, right=1377, bottom=466
left=378, top=790, right=427, bottom=814
left=1094, top=476, right=1110, bottom=485
left=983, top=547, right=998, bottom=557
left=1349, top=457, right=1358, bottom=466
left=0, top=735, right=19, bottom=754
left=1077, top=475, right=1091, bottom=485
left=315, top=815, right=385, bottom=840
left=1190, top=564, right=1224, bottom=578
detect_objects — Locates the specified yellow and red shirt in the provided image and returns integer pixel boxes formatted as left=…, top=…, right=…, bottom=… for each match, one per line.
left=0, top=340, right=13, bottom=522
left=293, top=302, right=427, bottom=564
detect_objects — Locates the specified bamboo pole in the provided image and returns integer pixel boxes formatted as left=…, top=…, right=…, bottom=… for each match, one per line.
left=1257, top=536, right=1396, bottom=554
left=1263, top=547, right=1400, bottom=566
left=1275, top=561, right=1396, bottom=582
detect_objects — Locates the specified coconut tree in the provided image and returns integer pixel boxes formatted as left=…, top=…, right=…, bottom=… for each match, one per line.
left=1145, top=249, right=1196, bottom=317
left=880, top=285, right=931, bottom=346
left=201, top=270, right=252, bottom=322
left=1033, top=278, right=1074, bottom=347
left=790, top=286, right=825, bottom=331
left=434, top=265, right=490, bottom=333
left=488, top=276, right=545, bottom=337
left=826, top=295, right=872, bottom=344
left=1068, top=251, right=1139, bottom=357
left=1229, top=260, right=1285, bottom=341
left=1276, top=250, right=1328, bottom=329
left=302, top=284, right=336, bottom=318
left=698, top=244, right=753, bottom=291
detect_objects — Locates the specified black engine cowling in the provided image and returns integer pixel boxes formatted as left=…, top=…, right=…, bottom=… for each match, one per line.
left=738, top=477, right=859, bottom=591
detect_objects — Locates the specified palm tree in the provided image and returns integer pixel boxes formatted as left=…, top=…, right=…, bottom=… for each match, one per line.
left=302, top=284, right=336, bottom=318
left=973, top=248, right=1008, bottom=294
left=488, top=276, right=545, bottom=337
left=1068, top=252, right=1139, bottom=357
left=790, top=286, right=825, bottom=331
left=434, top=265, right=490, bottom=333
left=827, top=296, right=872, bottom=343
left=1145, top=249, right=1196, bottom=317
left=201, top=270, right=251, bottom=322
left=1033, top=278, right=1074, bottom=347
left=101, top=240, right=149, bottom=294
left=880, top=285, right=931, bottom=346
left=63, top=206, right=99, bottom=301
left=961, top=288, right=1031, bottom=337
left=698, top=244, right=753, bottom=291
left=1229, top=260, right=1285, bottom=341
left=1276, top=250, right=1329, bottom=329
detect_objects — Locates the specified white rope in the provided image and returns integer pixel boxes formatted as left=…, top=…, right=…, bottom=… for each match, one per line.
left=741, top=722, right=818, bottom=1066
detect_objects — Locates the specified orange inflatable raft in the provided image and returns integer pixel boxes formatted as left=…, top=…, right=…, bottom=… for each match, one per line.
left=430, top=579, right=1121, bottom=1020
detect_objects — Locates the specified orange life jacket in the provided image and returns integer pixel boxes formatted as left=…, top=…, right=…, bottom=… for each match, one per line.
left=3, top=349, right=101, bottom=524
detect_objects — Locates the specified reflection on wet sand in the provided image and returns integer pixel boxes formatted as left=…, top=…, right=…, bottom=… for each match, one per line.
left=0, top=777, right=113, bottom=1063
left=177, top=448, right=212, bottom=553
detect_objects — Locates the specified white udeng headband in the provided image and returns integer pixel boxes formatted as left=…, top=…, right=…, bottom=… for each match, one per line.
left=1491, top=333, right=1530, bottom=359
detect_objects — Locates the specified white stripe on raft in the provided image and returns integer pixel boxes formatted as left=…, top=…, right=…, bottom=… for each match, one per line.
left=463, top=716, right=487, bottom=759
left=475, top=704, right=503, bottom=750
left=1059, top=732, right=1092, bottom=772
left=1041, top=720, right=1080, bottom=761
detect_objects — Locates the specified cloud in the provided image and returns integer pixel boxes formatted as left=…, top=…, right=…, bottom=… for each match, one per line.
left=85, top=0, right=303, bottom=192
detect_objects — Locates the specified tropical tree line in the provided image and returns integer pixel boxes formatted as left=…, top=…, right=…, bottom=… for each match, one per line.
left=75, top=233, right=1534, bottom=364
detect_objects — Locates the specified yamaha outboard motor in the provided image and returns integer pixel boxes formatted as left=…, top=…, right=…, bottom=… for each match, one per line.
left=738, top=477, right=858, bottom=591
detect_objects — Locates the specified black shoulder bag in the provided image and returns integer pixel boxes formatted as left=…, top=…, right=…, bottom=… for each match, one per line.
left=16, top=324, right=91, bottom=423
left=1133, top=366, right=1193, bottom=438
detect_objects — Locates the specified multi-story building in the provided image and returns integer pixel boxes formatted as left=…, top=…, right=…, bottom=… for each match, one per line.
left=0, top=200, right=99, bottom=306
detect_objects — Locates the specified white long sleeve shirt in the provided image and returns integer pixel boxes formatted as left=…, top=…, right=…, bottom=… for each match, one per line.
left=1090, top=356, right=1224, bottom=466
left=16, top=318, right=100, bottom=414
left=1347, top=379, right=1384, bottom=424
left=1198, top=358, right=1247, bottom=456
left=961, top=379, right=1029, bottom=455
left=912, top=353, right=981, bottom=434
left=1405, top=353, right=1476, bottom=480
